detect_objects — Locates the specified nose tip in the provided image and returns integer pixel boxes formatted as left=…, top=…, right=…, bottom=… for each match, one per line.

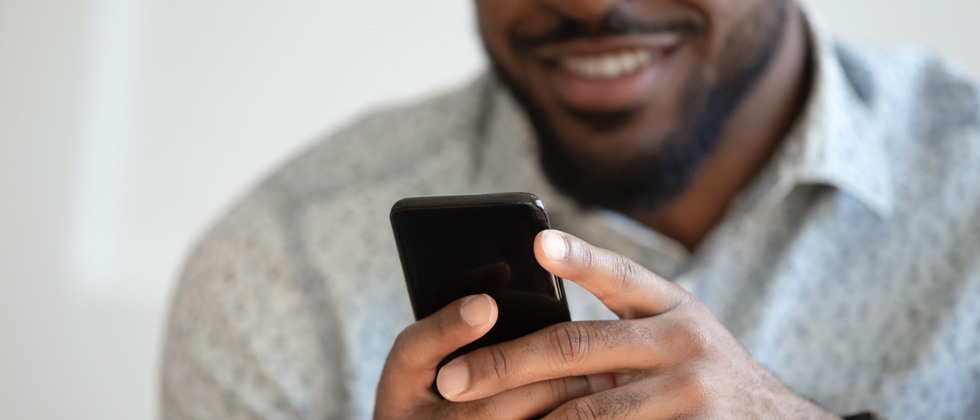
left=539, top=0, right=622, bottom=23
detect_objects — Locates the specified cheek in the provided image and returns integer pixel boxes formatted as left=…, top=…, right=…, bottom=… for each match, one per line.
left=684, top=0, right=762, bottom=64
left=475, top=0, right=560, bottom=86
left=474, top=0, right=520, bottom=59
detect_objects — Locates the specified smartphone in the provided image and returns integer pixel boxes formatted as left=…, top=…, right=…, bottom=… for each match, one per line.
left=390, top=192, right=572, bottom=366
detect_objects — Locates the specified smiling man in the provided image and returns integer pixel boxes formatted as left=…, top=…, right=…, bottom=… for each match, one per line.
left=163, top=1, right=980, bottom=419
left=477, top=0, right=808, bottom=247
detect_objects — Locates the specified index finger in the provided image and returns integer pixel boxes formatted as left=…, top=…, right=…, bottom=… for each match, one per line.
left=534, top=230, right=691, bottom=319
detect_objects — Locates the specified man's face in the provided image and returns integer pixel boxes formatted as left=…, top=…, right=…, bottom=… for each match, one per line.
left=475, top=0, right=788, bottom=211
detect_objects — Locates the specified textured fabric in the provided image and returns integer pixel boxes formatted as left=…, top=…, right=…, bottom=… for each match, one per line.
left=161, top=7, right=980, bottom=420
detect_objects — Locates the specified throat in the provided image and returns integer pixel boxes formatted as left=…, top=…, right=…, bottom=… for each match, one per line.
left=627, top=166, right=746, bottom=252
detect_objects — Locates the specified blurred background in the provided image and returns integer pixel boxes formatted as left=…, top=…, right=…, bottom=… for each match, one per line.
left=1, top=0, right=978, bottom=419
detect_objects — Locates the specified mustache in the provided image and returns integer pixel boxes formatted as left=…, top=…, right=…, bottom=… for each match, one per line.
left=511, top=7, right=701, bottom=52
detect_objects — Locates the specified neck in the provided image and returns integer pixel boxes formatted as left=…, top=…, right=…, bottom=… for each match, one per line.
left=629, top=3, right=811, bottom=251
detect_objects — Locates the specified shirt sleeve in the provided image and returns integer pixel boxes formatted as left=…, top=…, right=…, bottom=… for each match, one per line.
left=160, top=192, right=355, bottom=420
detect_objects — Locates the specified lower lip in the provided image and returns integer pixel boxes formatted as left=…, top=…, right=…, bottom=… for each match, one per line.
left=546, top=51, right=674, bottom=111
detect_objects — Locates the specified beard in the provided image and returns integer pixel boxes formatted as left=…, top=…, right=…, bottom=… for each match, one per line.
left=486, top=1, right=788, bottom=213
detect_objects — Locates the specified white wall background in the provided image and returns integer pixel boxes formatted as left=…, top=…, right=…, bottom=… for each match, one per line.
left=1, top=1, right=978, bottom=419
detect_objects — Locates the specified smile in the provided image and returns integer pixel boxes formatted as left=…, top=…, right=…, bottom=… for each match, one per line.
left=559, top=49, right=663, bottom=80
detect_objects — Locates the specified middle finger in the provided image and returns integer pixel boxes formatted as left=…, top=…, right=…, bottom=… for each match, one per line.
left=437, top=318, right=680, bottom=402
left=434, top=375, right=595, bottom=420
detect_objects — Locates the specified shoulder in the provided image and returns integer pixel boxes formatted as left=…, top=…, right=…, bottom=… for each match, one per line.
left=172, top=72, right=502, bottom=325
left=834, top=41, right=980, bottom=140
left=836, top=43, right=980, bottom=209
left=162, top=185, right=358, bottom=418
left=262, top=74, right=497, bottom=202
left=178, top=73, right=499, bottom=285
left=162, top=73, right=499, bottom=418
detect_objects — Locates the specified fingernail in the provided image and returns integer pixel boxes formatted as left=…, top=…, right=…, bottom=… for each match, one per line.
left=460, top=294, right=492, bottom=327
left=542, top=230, right=568, bottom=262
left=437, top=363, right=470, bottom=399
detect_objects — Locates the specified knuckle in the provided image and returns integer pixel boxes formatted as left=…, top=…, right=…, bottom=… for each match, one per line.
left=486, top=345, right=511, bottom=383
left=558, top=389, right=648, bottom=420
left=561, top=398, right=602, bottom=420
left=386, top=330, right=417, bottom=368
left=548, top=378, right=573, bottom=403
left=391, top=328, right=411, bottom=351
left=612, top=255, right=641, bottom=291
left=675, top=373, right=712, bottom=410
left=670, top=319, right=715, bottom=358
left=438, top=398, right=497, bottom=419
left=435, top=305, right=458, bottom=337
left=463, top=398, right=499, bottom=419
left=674, top=289, right=702, bottom=312
left=578, top=242, right=598, bottom=274
left=549, top=322, right=594, bottom=367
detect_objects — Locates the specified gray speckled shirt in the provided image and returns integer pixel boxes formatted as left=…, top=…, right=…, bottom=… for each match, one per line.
left=161, top=8, right=980, bottom=420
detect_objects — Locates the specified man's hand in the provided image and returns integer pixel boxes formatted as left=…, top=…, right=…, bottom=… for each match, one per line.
left=432, top=230, right=840, bottom=420
left=374, top=293, right=594, bottom=420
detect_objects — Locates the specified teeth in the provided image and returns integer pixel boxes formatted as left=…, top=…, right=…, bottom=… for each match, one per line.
left=560, top=49, right=658, bottom=80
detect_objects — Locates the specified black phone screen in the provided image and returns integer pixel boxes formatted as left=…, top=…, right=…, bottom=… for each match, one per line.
left=390, top=193, right=571, bottom=360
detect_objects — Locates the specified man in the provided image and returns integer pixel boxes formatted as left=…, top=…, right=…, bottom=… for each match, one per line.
left=162, top=0, right=980, bottom=419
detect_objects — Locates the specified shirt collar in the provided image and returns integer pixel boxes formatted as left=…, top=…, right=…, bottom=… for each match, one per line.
left=750, top=1, right=895, bottom=217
